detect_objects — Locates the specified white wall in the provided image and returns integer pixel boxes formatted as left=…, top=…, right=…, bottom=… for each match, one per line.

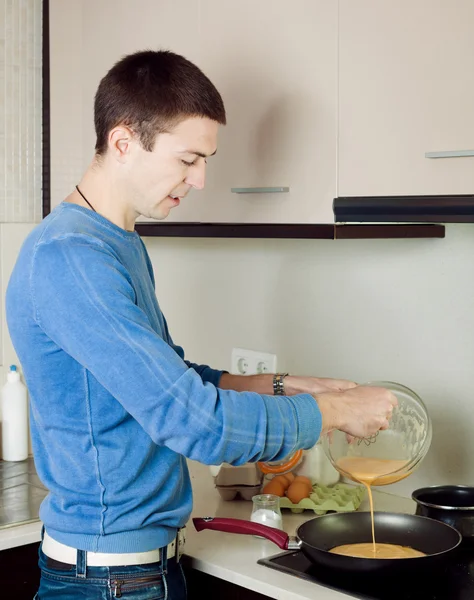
left=143, top=225, right=474, bottom=497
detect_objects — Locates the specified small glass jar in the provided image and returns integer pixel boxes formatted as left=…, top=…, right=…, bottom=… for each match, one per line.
left=250, top=494, right=283, bottom=534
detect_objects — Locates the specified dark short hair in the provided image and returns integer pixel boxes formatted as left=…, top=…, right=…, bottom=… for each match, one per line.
left=94, top=49, right=226, bottom=155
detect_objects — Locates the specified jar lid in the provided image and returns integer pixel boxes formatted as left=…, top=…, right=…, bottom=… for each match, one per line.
left=257, top=449, right=303, bottom=474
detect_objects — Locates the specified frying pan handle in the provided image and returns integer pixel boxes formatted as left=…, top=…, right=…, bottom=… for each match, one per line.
left=192, top=517, right=290, bottom=549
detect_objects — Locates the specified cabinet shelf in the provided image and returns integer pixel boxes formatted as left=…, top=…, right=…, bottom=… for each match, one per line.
left=135, top=222, right=445, bottom=239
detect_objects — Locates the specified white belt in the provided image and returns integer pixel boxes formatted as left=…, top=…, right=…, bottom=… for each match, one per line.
left=42, top=528, right=186, bottom=567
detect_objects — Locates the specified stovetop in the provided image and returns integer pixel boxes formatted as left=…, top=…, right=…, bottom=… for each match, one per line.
left=258, top=545, right=474, bottom=600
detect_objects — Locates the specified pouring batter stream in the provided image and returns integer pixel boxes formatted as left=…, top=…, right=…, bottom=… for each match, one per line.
left=329, top=457, right=425, bottom=559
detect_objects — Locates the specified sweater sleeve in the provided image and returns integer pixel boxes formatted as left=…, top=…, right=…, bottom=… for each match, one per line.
left=31, top=236, right=322, bottom=465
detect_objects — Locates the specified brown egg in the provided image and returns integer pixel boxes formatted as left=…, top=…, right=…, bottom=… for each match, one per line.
left=285, top=472, right=295, bottom=484
left=272, top=474, right=292, bottom=490
left=293, top=475, right=312, bottom=488
left=286, top=481, right=312, bottom=504
left=262, top=478, right=286, bottom=497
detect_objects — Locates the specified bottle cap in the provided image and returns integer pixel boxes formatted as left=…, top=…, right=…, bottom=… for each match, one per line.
left=7, top=365, right=20, bottom=382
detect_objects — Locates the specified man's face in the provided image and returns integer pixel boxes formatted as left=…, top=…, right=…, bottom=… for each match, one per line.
left=124, top=117, right=219, bottom=221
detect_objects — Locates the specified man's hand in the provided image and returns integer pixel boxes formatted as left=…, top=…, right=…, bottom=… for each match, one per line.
left=315, top=385, right=398, bottom=439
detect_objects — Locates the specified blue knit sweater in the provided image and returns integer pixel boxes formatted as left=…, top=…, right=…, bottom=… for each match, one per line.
left=6, top=203, right=321, bottom=552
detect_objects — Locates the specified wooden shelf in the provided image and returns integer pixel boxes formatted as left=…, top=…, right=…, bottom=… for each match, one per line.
left=135, top=222, right=445, bottom=239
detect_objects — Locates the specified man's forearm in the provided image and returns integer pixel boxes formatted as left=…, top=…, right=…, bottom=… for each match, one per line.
left=218, top=373, right=398, bottom=439
left=217, top=373, right=345, bottom=434
left=218, top=372, right=275, bottom=394
left=218, top=373, right=305, bottom=396
left=218, top=373, right=335, bottom=433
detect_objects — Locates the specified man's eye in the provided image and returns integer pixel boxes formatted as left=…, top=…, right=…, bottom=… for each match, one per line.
left=181, top=159, right=197, bottom=167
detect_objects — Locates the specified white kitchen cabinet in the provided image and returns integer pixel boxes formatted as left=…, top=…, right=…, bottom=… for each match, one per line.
left=51, top=1, right=469, bottom=228
left=191, top=0, right=338, bottom=224
left=338, top=0, right=474, bottom=198
left=50, top=0, right=338, bottom=225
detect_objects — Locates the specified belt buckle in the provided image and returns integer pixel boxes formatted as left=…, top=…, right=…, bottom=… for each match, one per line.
left=175, top=527, right=186, bottom=562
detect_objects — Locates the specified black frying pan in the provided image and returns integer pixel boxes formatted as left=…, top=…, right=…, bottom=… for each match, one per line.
left=193, top=511, right=462, bottom=574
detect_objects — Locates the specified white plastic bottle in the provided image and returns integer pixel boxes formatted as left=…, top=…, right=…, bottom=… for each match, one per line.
left=1, top=365, right=28, bottom=461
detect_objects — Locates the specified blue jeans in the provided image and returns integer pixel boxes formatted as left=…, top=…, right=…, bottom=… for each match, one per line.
left=35, top=542, right=187, bottom=599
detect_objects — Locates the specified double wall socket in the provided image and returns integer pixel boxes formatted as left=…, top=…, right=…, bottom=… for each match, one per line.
left=231, top=348, right=277, bottom=375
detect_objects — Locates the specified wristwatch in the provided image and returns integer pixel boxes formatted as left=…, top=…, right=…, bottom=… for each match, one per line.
left=273, top=373, right=289, bottom=395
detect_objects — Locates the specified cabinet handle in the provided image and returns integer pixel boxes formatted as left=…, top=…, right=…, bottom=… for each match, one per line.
left=425, top=150, right=474, bottom=159
left=231, top=187, right=290, bottom=194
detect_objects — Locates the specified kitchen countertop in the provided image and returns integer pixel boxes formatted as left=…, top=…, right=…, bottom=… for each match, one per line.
left=0, top=458, right=416, bottom=599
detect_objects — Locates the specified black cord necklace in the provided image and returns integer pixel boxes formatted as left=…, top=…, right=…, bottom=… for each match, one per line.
left=75, top=185, right=97, bottom=213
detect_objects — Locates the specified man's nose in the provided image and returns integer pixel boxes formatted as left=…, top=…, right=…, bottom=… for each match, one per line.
left=185, top=161, right=206, bottom=190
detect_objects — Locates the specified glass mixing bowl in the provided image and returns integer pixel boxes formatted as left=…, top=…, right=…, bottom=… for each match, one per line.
left=321, top=381, right=432, bottom=486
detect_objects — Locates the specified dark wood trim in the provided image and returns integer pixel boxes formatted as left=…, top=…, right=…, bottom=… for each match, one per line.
left=42, top=0, right=51, bottom=218
left=335, top=224, right=445, bottom=239
left=135, top=222, right=445, bottom=239
left=135, top=222, right=335, bottom=239
left=333, top=195, right=474, bottom=223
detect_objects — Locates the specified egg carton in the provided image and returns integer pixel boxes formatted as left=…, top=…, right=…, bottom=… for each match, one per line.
left=278, top=482, right=366, bottom=515
left=214, top=463, right=263, bottom=487
left=215, top=484, right=262, bottom=501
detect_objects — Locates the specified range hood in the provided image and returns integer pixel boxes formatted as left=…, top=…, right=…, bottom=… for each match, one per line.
left=333, top=194, right=474, bottom=223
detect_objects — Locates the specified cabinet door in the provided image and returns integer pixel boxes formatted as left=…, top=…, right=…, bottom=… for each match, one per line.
left=338, top=1, right=474, bottom=197
left=192, top=0, right=337, bottom=224
left=51, top=0, right=337, bottom=224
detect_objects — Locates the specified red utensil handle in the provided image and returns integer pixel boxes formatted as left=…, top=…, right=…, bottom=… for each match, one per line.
left=192, top=517, right=290, bottom=549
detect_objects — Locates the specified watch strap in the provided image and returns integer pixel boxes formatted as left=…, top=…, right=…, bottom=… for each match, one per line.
left=273, top=373, right=289, bottom=396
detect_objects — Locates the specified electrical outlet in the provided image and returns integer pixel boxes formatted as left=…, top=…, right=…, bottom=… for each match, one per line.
left=231, top=348, right=277, bottom=375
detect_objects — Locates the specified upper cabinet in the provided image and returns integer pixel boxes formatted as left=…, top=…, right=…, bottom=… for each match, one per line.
left=49, top=1, right=472, bottom=229
left=188, top=0, right=337, bottom=224
left=338, top=0, right=474, bottom=198
left=50, top=0, right=338, bottom=224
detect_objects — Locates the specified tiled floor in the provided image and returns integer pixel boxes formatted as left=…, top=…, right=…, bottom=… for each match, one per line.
left=0, top=457, right=47, bottom=529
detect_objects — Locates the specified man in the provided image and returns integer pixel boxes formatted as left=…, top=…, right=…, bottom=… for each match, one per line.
left=6, top=50, right=396, bottom=599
